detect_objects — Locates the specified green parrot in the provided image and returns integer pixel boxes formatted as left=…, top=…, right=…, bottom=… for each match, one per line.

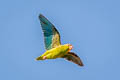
left=36, top=14, right=84, bottom=66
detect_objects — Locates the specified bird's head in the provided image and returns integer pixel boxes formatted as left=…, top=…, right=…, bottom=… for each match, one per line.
left=68, top=44, right=73, bottom=50
left=66, top=44, right=73, bottom=51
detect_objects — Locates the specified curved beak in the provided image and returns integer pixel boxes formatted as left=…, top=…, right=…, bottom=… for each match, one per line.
left=69, top=45, right=73, bottom=50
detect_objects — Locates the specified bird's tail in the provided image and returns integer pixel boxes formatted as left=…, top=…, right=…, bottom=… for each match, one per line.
left=36, top=56, right=43, bottom=60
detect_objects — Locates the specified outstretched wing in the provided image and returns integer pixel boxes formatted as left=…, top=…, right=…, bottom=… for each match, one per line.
left=62, top=52, right=84, bottom=66
left=39, top=14, right=61, bottom=50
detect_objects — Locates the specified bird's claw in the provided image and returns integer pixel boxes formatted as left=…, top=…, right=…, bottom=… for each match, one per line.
left=43, top=56, right=47, bottom=60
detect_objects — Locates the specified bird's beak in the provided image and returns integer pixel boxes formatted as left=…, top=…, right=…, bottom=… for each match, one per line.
left=69, top=45, right=73, bottom=50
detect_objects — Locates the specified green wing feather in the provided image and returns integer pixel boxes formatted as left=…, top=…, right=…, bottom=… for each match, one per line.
left=39, top=14, right=61, bottom=50
left=62, top=52, right=84, bottom=66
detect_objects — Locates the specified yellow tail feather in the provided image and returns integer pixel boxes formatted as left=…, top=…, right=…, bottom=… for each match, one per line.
left=36, top=56, right=43, bottom=60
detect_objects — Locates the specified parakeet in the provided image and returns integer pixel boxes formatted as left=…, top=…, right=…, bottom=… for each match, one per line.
left=36, top=14, right=84, bottom=66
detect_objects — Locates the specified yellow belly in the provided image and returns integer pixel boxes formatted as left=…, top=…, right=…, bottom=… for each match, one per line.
left=36, top=44, right=69, bottom=60
left=42, top=45, right=69, bottom=59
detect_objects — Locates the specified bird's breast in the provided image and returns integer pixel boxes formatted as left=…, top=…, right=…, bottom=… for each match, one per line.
left=47, top=45, right=69, bottom=58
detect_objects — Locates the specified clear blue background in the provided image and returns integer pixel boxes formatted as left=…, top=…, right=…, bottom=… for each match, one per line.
left=0, top=0, right=120, bottom=80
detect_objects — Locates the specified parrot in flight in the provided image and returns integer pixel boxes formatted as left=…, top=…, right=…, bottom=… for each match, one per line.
left=36, top=14, right=84, bottom=66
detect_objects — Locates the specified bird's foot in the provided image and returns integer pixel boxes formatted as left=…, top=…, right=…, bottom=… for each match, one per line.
left=43, top=56, right=47, bottom=60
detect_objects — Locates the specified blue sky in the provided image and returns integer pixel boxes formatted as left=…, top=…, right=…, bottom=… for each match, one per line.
left=0, top=0, right=120, bottom=80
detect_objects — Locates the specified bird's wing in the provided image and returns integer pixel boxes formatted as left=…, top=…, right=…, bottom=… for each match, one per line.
left=62, top=52, right=84, bottom=66
left=39, top=14, right=61, bottom=50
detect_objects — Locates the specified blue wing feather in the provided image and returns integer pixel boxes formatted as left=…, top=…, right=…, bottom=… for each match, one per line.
left=39, top=14, right=61, bottom=50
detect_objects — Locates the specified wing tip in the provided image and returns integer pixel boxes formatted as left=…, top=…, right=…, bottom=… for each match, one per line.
left=38, top=14, right=49, bottom=25
left=39, top=14, right=44, bottom=19
left=78, top=62, right=84, bottom=67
